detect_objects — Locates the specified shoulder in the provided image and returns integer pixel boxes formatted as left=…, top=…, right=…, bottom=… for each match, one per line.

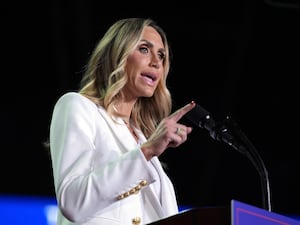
left=54, top=92, right=98, bottom=112
left=56, top=92, right=94, bottom=106
left=57, top=92, right=86, bottom=102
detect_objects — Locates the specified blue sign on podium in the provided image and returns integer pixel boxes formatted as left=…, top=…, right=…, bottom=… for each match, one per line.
left=232, top=200, right=300, bottom=225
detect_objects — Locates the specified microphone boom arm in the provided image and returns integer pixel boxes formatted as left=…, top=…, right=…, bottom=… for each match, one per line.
left=184, top=104, right=272, bottom=211
left=215, top=116, right=272, bottom=212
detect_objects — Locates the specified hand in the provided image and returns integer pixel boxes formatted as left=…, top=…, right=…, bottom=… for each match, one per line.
left=141, top=101, right=196, bottom=160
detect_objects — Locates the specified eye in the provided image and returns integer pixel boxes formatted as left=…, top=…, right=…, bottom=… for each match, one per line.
left=139, top=46, right=149, bottom=54
left=158, top=52, right=165, bottom=61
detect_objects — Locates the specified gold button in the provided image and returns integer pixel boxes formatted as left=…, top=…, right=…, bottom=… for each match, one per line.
left=117, top=194, right=124, bottom=200
left=130, top=188, right=136, bottom=194
left=140, top=180, right=147, bottom=186
left=132, top=217, right=141, bottom=225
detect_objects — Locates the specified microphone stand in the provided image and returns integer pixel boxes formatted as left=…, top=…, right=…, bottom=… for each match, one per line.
left=212, top=116, right=272, bottom=212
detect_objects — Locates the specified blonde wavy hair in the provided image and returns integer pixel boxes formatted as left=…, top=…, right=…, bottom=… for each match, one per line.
left=79, top=18, right=172, bottom=138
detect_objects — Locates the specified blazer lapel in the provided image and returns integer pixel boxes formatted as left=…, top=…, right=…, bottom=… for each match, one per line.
left=97, top=106, right=138, bottom=153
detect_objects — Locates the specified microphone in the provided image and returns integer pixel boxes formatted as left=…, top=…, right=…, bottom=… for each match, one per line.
left=184, top=103, right=216, bottom=134
left=184, top=104, right=247, bottom=154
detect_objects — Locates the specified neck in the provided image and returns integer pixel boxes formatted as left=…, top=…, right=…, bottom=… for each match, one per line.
left=113, top=101, right=135, bottom=122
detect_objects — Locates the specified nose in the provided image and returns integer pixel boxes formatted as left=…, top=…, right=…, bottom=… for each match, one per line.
left=150, top=55, right=161, bottom=68
left=150, top=62, right=158, bottom=68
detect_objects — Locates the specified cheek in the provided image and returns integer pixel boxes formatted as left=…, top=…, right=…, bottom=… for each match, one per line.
left=126, top=55, right=137, bottom=74
left=127, top=52, right=140, bottom=66
left=127, top=52, right=148, bottom=68
left=126, top=57, right=148, bottom=81
left=125, top=65, right=135, bottom=80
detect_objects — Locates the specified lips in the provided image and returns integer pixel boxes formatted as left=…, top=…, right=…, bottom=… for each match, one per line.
left=141, top=73, right=157, bottom=86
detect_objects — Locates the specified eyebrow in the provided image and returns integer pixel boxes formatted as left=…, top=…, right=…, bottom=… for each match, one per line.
left=141, top=39, right=166, bottom=54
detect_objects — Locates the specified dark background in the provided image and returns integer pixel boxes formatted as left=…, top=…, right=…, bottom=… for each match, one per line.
left=2, top=0, right=300, bottom=218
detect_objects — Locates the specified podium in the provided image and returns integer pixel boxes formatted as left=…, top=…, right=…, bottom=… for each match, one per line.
left=148, top=200, right=300, bottom=225
left=148, top=206, right=230, bottom=225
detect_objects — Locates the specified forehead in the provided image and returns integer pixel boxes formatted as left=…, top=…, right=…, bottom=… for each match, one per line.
left=141, top=26, right=164, bottom=49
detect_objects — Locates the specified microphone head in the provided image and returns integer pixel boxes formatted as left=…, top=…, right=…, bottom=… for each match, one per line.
left=184, top=104, right=216, bottom=131
left=184, top=105, right=248, bottom=154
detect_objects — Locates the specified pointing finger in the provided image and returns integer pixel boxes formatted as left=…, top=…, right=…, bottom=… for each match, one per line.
left=169, top=101, right=196, bottom=122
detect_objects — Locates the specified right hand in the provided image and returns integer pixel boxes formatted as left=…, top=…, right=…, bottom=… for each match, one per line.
left=141, top=101, right=196, bottom=160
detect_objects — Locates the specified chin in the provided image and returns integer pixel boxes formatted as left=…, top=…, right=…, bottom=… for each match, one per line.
left=138, top=89, right=153, bottom=97
left=141, top=92, right=154, bottom=98
left=142, top=95, right=153, bottom=98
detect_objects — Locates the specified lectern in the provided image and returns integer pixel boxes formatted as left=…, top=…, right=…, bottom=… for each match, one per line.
left=148, top=200, right=300, bottom=225
left=148, top=206, right=230, bottom=225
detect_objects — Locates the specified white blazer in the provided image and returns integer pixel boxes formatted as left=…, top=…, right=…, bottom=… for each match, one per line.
left=50, top=92, right=179, bottom=225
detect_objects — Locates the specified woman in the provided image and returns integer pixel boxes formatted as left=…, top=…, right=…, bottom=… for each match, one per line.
left=49, top=17, right=196, bottom=225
